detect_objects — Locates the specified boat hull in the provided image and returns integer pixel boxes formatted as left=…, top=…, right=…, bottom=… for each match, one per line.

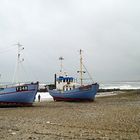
left=48, top=83, right=99, bottom=102
left=0, top=82, right=38, bottom=106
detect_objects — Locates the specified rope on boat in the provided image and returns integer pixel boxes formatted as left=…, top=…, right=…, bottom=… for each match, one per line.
left=0, top=45, right=16, bottom=54
left=82, top=63, right=94, bottom=83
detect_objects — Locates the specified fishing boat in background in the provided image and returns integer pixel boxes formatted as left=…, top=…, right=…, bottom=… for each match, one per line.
left=0, top=43, right=38, bottom=106
left=48, top=50, right=99, bottom=101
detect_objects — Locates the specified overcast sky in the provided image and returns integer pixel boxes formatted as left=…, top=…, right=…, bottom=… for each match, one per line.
left=0, top=0, right=140, bottom=83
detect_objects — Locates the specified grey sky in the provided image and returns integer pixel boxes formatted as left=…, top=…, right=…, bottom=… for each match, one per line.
left=0, top=0, right=140, bottom=83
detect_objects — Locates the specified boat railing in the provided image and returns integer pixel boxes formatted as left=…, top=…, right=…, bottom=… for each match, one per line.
left=0, top=81, right=38, bottom=88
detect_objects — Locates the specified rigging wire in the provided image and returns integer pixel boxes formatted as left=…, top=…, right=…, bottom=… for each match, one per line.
left=18, top=62, right=29, bottom=83
left=12, top=47, right=39, bottom=83
left=0, top=45, right=17, bottom=83
left=0, top=44, right=39, bottom=83
left=78, top=49, right=94, bottom=84
left=12, top=43, right=24, bottom=83
left=82, top=63, right=94, bottom=83
left=0, top=45, right=17, bottom=54
left=23, top=53, right=39, bottom=81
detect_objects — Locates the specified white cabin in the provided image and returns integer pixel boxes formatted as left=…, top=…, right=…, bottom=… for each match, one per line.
left=56, top=75, right=78, bottom=91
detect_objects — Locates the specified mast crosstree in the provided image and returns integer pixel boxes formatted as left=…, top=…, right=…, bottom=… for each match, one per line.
left=77, top=49, right=86, bottom=86
left=12, top=42, right=24, bottom=83
left=59, top=56, right=64, bottom=73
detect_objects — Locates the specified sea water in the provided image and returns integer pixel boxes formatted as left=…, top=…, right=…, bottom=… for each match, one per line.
left=100, top=81, right=140, bottom=90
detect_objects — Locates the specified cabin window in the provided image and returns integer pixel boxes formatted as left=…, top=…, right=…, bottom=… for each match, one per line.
left=0, top=88, right=4, bottom=91
left=58, top=79, right=61, bottom=83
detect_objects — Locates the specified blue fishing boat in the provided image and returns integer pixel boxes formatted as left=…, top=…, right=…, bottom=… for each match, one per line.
left=0, top=43, right=39, bottom=106
left=48, top=50, right=99, bottom=101
left=0, top=82, right=38, bottom=106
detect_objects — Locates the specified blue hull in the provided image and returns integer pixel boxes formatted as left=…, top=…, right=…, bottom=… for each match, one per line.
left=48, top=83, right=99, bottom=101
left=0, top=82, right=38, bottom=106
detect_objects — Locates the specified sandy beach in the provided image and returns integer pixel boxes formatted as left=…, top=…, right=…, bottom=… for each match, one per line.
left=0, top=91, right=139, bottom=140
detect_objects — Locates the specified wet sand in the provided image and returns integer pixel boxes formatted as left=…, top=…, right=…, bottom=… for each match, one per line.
left=0, top=91, right=140, bottom=140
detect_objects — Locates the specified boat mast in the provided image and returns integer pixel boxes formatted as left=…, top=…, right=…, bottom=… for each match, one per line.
left=59, top=56, right=64, bottom=73
left=13, top=42, right=24, bottom=83
left=80, top=49, right=83, bottom=85
left=78, top=49, right=85, bottom=86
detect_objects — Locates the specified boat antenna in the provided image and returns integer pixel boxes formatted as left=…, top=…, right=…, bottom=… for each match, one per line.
left=12, top=42, right=24, bottom=83
left=77, top=49, right=85, bottom=86
left=59, top=56, right=64, bottom=72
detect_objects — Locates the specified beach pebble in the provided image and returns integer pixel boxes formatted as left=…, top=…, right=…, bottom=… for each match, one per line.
left=11, top=132, right=16, bottom=135
left=46, top=121, right=50, bottom=124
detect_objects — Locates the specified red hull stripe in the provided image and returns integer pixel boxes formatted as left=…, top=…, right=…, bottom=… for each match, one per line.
left=0, top=101, right=32, bottom=106
left=53, top=97, right=94, bottom=102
